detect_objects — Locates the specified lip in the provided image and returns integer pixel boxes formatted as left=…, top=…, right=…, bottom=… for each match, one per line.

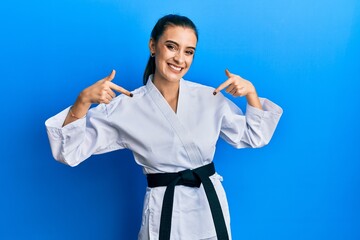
left=167, top=63, right=184, bottom=73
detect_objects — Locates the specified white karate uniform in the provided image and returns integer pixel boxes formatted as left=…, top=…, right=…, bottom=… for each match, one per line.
left=45, top=75, right=283, bottom=240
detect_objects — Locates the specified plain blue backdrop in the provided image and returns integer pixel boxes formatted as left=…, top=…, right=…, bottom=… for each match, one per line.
left=1, top=0, right=359, bottom=239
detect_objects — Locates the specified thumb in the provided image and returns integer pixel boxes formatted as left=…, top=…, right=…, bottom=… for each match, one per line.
left=105, top=69, right=116, bottom=81
left=225, top=69, right=233, bottom=78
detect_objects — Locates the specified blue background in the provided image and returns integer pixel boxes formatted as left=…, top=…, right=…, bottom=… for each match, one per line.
left=1, top=0, right=359, bottom=239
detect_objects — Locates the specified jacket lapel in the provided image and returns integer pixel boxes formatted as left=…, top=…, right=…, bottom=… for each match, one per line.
left=146, top=76, right=203, bottom=167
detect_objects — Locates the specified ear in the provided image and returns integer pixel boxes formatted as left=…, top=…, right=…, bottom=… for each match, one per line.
left=149, top=38, right=156, bottom=53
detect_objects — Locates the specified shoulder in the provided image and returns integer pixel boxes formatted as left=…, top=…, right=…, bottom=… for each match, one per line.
left=182, top=79, right=227, bottom=101
left=182, top=79, right=231, bottom=111
left=104, top=84, right=148, bottom=115
left=182, top=79, right=215, bottom=93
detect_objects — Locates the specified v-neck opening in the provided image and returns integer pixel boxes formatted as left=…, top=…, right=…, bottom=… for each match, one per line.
left=145, top=75, right=203, bottom=166
left=146, top=76, right=183, bottom=116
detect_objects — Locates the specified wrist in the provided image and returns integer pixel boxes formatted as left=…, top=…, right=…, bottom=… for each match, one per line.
left=69, top=106, right=85, bottom=120
left=246, top=87, right=258, bottom=98
left=246, top=92, right=262, bottom=110
left=71, top=93, right=92, bottom=117
left=77, top=90, right=92, bottom=106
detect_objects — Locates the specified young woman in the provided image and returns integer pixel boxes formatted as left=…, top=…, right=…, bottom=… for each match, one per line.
left=46, top=14, right=282, bottom=240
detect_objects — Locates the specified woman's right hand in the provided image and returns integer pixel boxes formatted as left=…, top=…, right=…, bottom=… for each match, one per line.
left=63, top=70, right=132, bottom=127
left=79, top=69, right=132, bottom=105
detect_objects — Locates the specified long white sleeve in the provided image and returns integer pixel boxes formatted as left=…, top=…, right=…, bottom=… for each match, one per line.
left=220, top=97, right=283, bottom=148
left=45, top=104, right=125, bottom=167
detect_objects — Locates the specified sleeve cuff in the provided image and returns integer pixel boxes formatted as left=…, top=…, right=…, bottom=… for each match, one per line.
left=45, top=106, right=86, bottom=136
left=246, top=98, right=283, bottom=119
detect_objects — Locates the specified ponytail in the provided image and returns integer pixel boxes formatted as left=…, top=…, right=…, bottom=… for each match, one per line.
left=143, top=56, right=156, bottom=85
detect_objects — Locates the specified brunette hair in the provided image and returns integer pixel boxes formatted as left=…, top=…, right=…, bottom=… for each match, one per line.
left=143, top=14, right=199, bottom=85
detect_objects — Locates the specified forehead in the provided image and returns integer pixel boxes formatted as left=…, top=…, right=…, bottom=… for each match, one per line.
left=159, top=26, right=197, bottom=47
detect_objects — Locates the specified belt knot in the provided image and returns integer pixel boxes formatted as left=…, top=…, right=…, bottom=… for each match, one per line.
left=179, top=169, right=201, bottom=188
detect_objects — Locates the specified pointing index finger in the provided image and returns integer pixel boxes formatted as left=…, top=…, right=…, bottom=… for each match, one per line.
left=213, top=79, right=233, bottom=95
left=213, top=68, right=234, bottom=95
left=108, top=81, right=133, bottom=97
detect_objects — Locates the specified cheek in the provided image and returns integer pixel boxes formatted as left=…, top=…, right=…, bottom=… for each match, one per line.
left=158, top=47, right=174, bottom=59
left=186, top=57, right=194, bottom=67
left=157, top=52, right=173, bottom=65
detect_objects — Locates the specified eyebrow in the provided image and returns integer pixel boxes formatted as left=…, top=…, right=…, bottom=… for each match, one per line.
left=164, top=40, right=196, bottom=51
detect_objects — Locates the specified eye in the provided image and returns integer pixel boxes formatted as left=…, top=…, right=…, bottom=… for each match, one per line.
left=185, top=50, right=194, bottom=56
left=166, top=44, right=177, bottom=51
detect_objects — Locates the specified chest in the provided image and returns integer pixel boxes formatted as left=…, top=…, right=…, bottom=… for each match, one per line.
left=113, top=95, right=221, bottom=152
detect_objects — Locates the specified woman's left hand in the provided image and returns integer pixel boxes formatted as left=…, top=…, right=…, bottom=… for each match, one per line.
left=213, top=69, right=263, bottom=109
left=213, top=69, right=256, bottom=97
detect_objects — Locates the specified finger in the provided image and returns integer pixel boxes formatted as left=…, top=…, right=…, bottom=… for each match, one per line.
left=104, top=69, right=116, bottom=82
left=225, top=69, right=234, bottom=78
left=101, top=98, right=111, bottom=104
left=229, top=88, right=236, bottom=95
left=213, top=78, right=234, bottom=95
left=108, top=81, right=133, bottom=97
left=98, top=90, right=112, bottom=104
left=106, top=92, right=114, bottom=103
left=213, top=69, right=235, bottom=95
left=105, top=88, right=116, bottom=98
left=226, top=84, right=236, bottom=93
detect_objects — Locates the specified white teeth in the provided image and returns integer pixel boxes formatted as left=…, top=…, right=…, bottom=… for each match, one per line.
left=169, top=64, right=181, bottom=71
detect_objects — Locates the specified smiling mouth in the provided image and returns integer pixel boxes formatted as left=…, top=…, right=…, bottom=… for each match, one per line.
left=168, top=63, right=183, bottom=72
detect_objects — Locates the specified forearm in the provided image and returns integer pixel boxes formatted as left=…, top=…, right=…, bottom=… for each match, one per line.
left=63, top=93, right=92, bottom=127
left=246, top=92, right=262, bottom=110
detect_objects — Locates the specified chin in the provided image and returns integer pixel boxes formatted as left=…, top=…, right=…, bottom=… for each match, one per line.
left=164, top=71, right=187, bottom=82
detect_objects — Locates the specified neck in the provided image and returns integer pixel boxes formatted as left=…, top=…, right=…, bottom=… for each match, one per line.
left=152, top=75, right=180, bottom=99
left=152, top=74, right=180, bottom=113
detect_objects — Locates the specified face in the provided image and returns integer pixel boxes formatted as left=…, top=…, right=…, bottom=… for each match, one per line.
left=149, top=26, right=197, bottom=84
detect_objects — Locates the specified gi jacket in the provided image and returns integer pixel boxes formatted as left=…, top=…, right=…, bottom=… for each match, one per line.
left=45, top=75, right=283, bottom=239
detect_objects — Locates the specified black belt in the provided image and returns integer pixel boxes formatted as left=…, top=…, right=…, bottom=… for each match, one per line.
left=146, top=162, right=229, bottom=240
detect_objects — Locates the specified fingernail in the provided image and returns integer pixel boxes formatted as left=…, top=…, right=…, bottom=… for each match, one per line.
left=130, top=93, right=133, bottom=97
left=213, top=91, right=217, bottom=95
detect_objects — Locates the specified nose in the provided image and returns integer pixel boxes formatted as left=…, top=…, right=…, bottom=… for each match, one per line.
left=173, top=51, right=185, bottom=64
